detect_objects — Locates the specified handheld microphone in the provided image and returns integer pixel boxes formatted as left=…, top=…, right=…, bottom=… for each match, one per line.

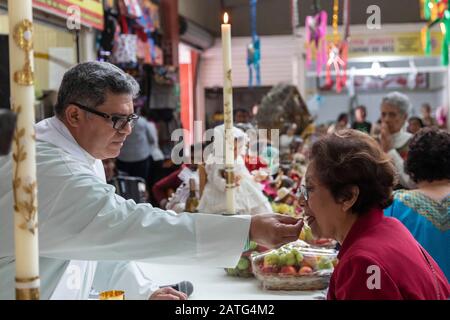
left=161, top=281, right=194, bottom=297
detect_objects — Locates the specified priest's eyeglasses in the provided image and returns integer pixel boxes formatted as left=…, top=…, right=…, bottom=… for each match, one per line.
left=70, top=102, right=139, bottom=131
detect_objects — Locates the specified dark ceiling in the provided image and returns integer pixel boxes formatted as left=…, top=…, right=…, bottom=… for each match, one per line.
left=181, top=0, right=424, bottom=37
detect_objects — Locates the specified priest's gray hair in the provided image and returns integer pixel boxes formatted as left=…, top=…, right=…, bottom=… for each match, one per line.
left=381, top=91, right=411, bottom=116
left=54, top=61, right=140, bottom=118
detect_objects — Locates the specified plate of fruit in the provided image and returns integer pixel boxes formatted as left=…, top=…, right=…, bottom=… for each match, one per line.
left=225, top=241, right=269, bottom=278
left=251, top=240, right=338, bottom=291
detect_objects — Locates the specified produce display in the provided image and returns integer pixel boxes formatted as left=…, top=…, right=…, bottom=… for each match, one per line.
left=225, top=241, right=269, bottom=278
left=251, top=240, right=338, bottom=290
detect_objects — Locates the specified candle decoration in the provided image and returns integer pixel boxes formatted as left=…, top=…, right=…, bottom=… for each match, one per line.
left=8, top=0, right=40, bottom=300
left=221, top=12, right=236, bottom=215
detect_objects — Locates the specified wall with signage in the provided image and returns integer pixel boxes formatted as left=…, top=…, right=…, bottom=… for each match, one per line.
left=309, top=31, right=444, bottom=58
left=347, top=32, right=443, bottom=57
left=32, top=0, right=104, bottom=30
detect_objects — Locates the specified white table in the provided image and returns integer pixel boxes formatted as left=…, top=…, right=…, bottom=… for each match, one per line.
left=136, top=262, right=326, bottom=300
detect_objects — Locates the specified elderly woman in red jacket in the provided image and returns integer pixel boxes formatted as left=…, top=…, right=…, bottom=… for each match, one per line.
left=301, top=129, right=449, bottom=300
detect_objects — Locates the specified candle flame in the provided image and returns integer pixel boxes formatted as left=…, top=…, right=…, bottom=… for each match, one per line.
left=223, top=12, right=229, bottom=24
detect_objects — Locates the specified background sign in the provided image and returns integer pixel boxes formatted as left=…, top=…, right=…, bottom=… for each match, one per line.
left=33, top=0, right=104, bottom=30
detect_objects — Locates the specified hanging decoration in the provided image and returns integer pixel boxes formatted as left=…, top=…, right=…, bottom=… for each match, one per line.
left=421, top=0, right=450, bottom=65
left=247, top=0, right=261, bottom=86
left=305, top=0, right=328, bottom=75
left=291, top=0, right=301, bottom=37
left=422, top=0, right=447, bottom=20
left=440, top=2, right=450, bottom=65
left=325, top=0, right=350, bottom=93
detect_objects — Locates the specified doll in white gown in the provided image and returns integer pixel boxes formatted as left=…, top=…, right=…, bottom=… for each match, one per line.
left=197, top=125, right=272, bottom=215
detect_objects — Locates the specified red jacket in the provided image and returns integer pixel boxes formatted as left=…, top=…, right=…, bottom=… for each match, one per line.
left=151, top=167, right=183, bottom=204
left=244, top=154, right=267, bottom=172
left=328, top=208, right=449, bottom=300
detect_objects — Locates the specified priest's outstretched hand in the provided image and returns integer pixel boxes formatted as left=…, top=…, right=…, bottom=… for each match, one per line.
left=149, top=287, right=188, bottom=300
left=249, top=214, right=303, bottom=248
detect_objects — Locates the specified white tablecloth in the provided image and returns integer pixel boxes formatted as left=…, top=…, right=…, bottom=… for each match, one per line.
left=136, top=262, right=326, bottom=300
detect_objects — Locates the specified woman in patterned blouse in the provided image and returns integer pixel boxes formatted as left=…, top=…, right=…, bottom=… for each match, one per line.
left=384, top=128, right=450, bottom=279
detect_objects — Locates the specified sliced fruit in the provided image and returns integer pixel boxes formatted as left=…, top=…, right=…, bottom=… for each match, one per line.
left=303, top=225, right=314, bottom=242
left=299, top=229, right=306, bottom=241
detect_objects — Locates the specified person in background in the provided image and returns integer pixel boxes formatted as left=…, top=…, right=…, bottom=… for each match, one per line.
left=301, top=129, right=449, bottom=300
left=103, top=158, right=120, bottom=184
left=420, top=103, right=437, bottom=127
left=152, top=144, right=200, bottom=209
left=259, top=128, right=280, bottom=176
left=435, top=105, right=448, bottom=130
left=327, top=113, right=349, bottom=134
left=351, top=105, right=372, bottom=134
left=116, top=111, right=155, bottom=184
left=280, top=123, right=297, bottom=156
left=379, top=91, right=415, bottom=189
left=234, top=108, right=251, bottom=124
left=211, top=111, right=224, bottom=128
left=384, top=128, right=450, bottom=279
left=103, top=158, right=149, bottom=203
left=370, top=118, right=382, bottom=138
left=234, top=122, right=268, bottom=172
left=407, top=116, right=424, bottom=134
left=146, top=118, right=165, bottom=190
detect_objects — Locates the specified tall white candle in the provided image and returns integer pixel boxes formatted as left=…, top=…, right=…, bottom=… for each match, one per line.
left=221, top=13, right=236, bottom=214
left=8, top=0, right=40, bottom=300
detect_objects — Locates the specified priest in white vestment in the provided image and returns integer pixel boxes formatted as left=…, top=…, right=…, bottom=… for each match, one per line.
left=0, top=62, right=303, bottom=300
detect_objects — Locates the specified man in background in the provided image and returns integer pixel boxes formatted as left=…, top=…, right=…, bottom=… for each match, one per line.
left=352, top=105, right=372, bottom=134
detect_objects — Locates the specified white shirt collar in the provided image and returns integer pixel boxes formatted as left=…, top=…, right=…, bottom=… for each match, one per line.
left=35, top=116, right=106, bottom=182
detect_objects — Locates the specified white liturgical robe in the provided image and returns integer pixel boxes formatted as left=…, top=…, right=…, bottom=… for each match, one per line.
left=0, top=116, right=251, bottom=299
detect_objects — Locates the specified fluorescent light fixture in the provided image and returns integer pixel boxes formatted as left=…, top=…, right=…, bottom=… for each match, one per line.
left=371, top=61, right=386, bottom=78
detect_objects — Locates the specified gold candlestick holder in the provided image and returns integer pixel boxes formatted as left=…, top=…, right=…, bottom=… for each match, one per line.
left=99, top=290, right=125, bottom=300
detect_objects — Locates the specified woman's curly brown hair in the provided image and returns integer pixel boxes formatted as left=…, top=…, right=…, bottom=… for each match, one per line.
left=405, top=128, right=450, bottom=183
left=310, top=129, right=396, bottom=215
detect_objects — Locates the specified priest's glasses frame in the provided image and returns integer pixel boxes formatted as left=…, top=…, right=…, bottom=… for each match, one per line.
left=70, top=102, right=139, bottom=131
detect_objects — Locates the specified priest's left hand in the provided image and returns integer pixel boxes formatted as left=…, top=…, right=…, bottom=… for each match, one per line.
left=149, top=287, right=188, bottom=300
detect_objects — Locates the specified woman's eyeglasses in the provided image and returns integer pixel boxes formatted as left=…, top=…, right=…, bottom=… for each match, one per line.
left=70, top=102, right=139, bottom=131
left=297, top=185, right=309, bottom=201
